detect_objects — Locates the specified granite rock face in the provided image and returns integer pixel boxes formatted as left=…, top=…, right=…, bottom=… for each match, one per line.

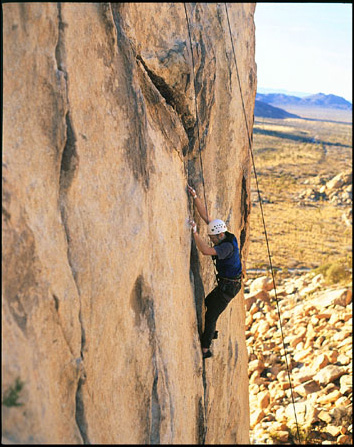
left=2, top=3, right=256, bottom=444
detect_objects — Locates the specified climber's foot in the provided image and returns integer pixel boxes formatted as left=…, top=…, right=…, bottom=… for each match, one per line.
left=202, top=349, right=213, bottom=359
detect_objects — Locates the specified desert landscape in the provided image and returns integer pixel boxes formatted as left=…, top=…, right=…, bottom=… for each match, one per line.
left=245, top=104, right=352, bottom=444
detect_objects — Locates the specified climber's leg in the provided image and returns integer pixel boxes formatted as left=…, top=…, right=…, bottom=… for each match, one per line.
left=201, top=287, right=229, bottom=350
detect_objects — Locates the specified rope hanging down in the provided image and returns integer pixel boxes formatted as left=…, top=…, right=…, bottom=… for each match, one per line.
left=224, top=3, right=302, bottom=444
left=184, top=3, right=220, bottom=286
left=184, top=6, right=301, bottom=443
left=183, top=3, right=209, bottom=224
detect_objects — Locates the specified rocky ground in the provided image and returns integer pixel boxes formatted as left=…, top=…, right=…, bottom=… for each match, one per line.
left=245, top=273, right=352, bottom=444
left=296, top=171, right=352, bottom=218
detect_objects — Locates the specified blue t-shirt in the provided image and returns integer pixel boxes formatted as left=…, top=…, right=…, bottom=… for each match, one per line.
left=214, top=242, right=234, bottom=260
left=213, top=232, right=242, bottom=278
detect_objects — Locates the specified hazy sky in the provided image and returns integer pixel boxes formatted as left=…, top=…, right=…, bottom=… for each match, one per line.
left=254, top=3, right=352, bottom=101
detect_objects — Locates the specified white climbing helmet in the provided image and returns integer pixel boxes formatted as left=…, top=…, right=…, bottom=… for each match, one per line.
left=207, top=219, right=227, bottom=235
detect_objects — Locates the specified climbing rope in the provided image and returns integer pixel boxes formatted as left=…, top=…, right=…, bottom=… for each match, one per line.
left=184, top=5, right=214, bottom=444
left=184, top=3, right=220, bottom=287
left=183, top=3, right=210, bottom=224
left=224, top=3, right=302, bottom=444
left=184, top=3, right=302, bottom=442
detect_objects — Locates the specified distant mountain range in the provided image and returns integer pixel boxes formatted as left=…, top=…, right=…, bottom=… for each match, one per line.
left=254, top=100, right=300, bottom=119
left=257, top=87, right=312, bottom=97
left=256, top=92, right=352, bottom=110
left=254, top=92, right=352, bottom=119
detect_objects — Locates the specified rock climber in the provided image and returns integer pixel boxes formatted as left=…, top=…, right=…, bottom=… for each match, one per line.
left=187, top=185, right=243, bottom=359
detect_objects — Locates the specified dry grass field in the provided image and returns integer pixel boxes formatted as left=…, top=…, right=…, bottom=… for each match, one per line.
left=247, top=110, right=352, bottom=278
left=276, top=105, right=352, bottom=124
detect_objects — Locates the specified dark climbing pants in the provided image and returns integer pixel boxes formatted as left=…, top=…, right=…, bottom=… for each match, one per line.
left=201, top=281, right=241, bottom=349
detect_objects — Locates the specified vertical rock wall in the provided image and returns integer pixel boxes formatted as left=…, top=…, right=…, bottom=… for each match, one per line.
left=2, top=3, right=256, bottom=444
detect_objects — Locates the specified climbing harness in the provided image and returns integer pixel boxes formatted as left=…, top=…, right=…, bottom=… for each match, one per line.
left=224, top=3, right=302, bottom=444
left=217, top=274, right=242, bottom=283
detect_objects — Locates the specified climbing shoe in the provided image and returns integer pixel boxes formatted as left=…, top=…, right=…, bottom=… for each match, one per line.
left=213, top=331, right=218, bottom=339
left=203, top=350, right=213, bottom=359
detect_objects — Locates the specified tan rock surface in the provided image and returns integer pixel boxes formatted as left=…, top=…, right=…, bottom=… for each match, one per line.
left=3, top=3, right=256, bottom=444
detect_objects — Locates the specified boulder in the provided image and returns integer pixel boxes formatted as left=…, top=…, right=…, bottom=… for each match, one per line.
left=325, top=425, right=342, bottom=437
left=284, top=326, right=307, bottom=348
left=312, top=273, right=325, bottom=284
left=285, top=283, right=297, bottom=295
left=326, top=173, right=345, bottom=190
left=327, top=350, right=339, bottom=363
left=313, top=365, right=347, bottom=386
left=245, top=290, right=270, bottom=310
left=275, top=407, right=287, bottom=423
left=338, top=435, right=351, bottom=444
left=257, top=390, right=271, bottom=409
left=245, top=295, right=257, bottom=311
left=313, top=353, right=329, bottom=371
left=293, top=347, right=312, bottom=362
left=274, top=430, right=289, bottom=442
left=337, top=353, right=351, bottom=365
left=249, top=359, right=265, bottom=375
left=310, top=288, right=352, bottom=308
left=294, top=380, right=321, bottom=397
left=250, top=409, right=265, bottom=429
left=332, top=329, right=352, bottom=342
left=318, top=410, right=332, bottom=424
left=316, top=389, right=342, bottom=405
left=249, top=276, right=274, bottom=293
left=336, top=396, right=351, bottom=407
left=249, top=371, right=266, bottom=386
left=339, top=375, right=352, bottom=395
left=292, top=367, right=316, bottom=384
left=285, top=401, right=319, bottom=426
left=257, top=320, right=271, bottom=336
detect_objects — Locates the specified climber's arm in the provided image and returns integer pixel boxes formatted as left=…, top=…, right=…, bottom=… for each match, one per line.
left=194, top=196, right=210, bottom=224
left=188, top=219, right=217, bottom=256
left=193, top=232, right=217, bottom=256
left=187, top=185, right=210, bottom=224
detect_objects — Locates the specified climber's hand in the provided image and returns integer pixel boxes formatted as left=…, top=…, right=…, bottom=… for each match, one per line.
left=187, top=185, right=197, bottom=199
left=188, top=218, right=197, bottom=233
